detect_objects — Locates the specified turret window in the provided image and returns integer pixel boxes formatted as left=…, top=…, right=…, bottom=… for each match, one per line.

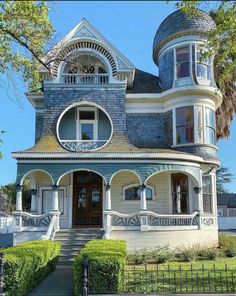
left=196, top=46, right=210, bottom=79
left=176, top=106, right=194, bottom=144
left=176, top=46, right=190, bottom=78
left=205, top=108, right=216, bottom=145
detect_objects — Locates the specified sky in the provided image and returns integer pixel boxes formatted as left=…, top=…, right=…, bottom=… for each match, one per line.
left=0, top=1, right=235, bottom=192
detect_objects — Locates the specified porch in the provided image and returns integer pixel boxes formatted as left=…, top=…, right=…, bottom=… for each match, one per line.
left=12, top=162, right=218, bottom=248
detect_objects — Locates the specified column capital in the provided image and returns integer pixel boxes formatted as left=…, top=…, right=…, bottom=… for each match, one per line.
left=105, top=183, right=111, bottom=191
left=139, top=183, right=146, bottom=191
left=52, top=184, right=59, bottom=191
left=16, top=184, right=23, bottom=192
left=31, top=189, right=37, bottom=195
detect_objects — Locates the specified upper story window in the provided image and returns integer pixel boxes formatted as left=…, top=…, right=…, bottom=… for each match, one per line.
left=62, top=54, right=109, bottom=84
left=176, top=46, right=190, bottom=78
left=196, top=46, right=210, bottom=79
left=77, top=107, right=98, bottom=141
left=176, top=106, right=194, bottom=144
left=205, top=108, right=216, bottom=145
left=123, top=184, right=154, bottom=201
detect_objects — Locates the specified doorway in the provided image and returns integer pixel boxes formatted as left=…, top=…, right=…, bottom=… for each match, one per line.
left=73, top=171, right=103, bottom=226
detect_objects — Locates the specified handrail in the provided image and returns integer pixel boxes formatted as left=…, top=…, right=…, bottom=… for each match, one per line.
left=41, top=212, right=60, bottom=241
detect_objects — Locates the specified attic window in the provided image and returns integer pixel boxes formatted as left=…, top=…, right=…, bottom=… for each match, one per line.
left=62, top=54, right=108, bottom=84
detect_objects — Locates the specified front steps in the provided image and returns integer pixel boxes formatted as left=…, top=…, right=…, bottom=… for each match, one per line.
left=54, top=228, right=104, bottom=266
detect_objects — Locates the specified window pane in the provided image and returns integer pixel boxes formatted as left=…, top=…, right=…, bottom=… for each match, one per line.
left=203, top=194, right=212, bottom=213
left=125, top=186, right=140, bottom=200
left=202, top=175, right=212, bottom=193
left=206, top=127, right=215, bottom=145
left=203, top=175, right=212, bottom=213
left=176, top=47, right=189, bottom=62
left=42, top=190, right=52, bottom=213
left=205, top=108, right=215, bottom=145
left=81, top=124, right=93, bottom=140
left=177, top=62, right=190, bottom=78
left=79, top=110, right=95, bottom=120
left=176, top=126, right=194, bottom=144
left=206, top=108, right=215, bottom=127
left=176, top=107, right=193, bottom=127
left=197, top=64, right=208, bottom=78
left=146, top=188, right=152, bottom=200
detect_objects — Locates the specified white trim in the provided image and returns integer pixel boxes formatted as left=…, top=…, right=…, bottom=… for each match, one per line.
left=20, top=169, right=54, bottom=185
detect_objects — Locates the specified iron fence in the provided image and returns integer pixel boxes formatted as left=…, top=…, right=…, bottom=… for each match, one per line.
left=121, top=264, right=236, bottom=294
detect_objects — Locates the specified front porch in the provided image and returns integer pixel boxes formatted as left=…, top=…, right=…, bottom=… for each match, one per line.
left=12, top=161, right=218, bottom=248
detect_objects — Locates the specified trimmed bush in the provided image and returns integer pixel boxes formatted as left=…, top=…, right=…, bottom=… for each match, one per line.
left=197, top=247, right=219, bottom=260
left=126, top=248, right=172, bottom=265
left=177, top=248, right=197, bottom=262
left=3, top=240, right=61, bottom=296
left=219, top=233, right=236, bottom=257
left=73, top=239, right=127, bottom=295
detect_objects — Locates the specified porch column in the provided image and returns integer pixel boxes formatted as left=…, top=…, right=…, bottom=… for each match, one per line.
left=105, top=183, right=111, bottom=210
left=15, top=184, right=23, bottom=212
left=30, top=189, right=37, bottom=213
left=176, top=185, right=181, bottom=214
left=52, top=185, right=59, bottom=212
left=140, top=184, right=147, bottom=211
left=104, top=183, right=112, bottom=239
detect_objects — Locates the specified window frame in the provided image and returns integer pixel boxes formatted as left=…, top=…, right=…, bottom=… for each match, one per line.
left=175, top=45, right=191, bottom=79
left=171, top=173, right=189, bottom=214
left=202, top=175, right=213, bottom=214
left=39, top=186, right=66, bottom=215
left=205, top=107, right=216, bottom=145
left=196, top=45, right=210, bottom=80
left=76, top=107, right=98, bottom=141
left=175, top=106, right=194, bottom=145
left=122, top=183, right=155, bottom=201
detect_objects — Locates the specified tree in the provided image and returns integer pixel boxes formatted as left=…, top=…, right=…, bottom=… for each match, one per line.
left=216, top=166, right=234, bottom=194
left=176, top=1, right=236, bottom=139
left=0, top=1, right=54, bottom=92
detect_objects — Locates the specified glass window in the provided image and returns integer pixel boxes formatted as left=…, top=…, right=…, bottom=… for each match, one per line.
left=81, top=123, right=94, bottom=140
left=171, top=173, right=189, bottom=214
left=202, top=175, right=212, bottom=213
left=42, top=189, right=64, bottom=214
left=176, top=107, right=194, bottom=144
left=176, top=46, right=190, bottom=78
left=124, top=185, right=153, bottom=201
left=196, top=47, right=210, bottom=79
left=79, top=110, right=95, bottom=120
left=205, top=108, right=216, bottom=145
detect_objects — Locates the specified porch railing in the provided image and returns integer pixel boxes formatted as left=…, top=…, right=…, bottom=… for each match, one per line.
left=12, top=211, right=60, bottom=241
left=61, top=73, right=109, bottom=84
left=60, top=140, right=107, bottom=151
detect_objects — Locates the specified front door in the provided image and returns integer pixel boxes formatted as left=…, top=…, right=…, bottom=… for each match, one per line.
left=73, top=171, right=103, bottom=226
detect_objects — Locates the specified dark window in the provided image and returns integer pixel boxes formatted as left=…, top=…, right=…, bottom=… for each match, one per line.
left=124, top=186, right=153, bottom=201
left=202, top=175, right=212, bottom=213
left=176, top=46, right=190, bottom=78
left=176, top=107, right=194, bottom=144
left=79, top=110, right=95, bottom=120
left=171, top=173, right=189, bottom=214
left=205, top=108, right=216, bottom=145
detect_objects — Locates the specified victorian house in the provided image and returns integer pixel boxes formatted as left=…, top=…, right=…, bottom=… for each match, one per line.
left=12, top=9, right=221, bottom=249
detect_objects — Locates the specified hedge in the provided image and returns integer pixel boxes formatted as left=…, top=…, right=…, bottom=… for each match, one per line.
left=73, top=239, right=127, bottom=295
left=2, top=240, right=61, bottom=296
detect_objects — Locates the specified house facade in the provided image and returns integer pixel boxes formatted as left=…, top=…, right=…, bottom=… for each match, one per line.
left=12, top=10, right=222, bottom=249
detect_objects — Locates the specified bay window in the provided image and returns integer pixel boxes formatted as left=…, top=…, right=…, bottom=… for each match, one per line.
left=176, top=106, right=194, bottom=144
left=205, top=108, right=216, bottom=145
left=197, top=46, right=210, bottom=79
left=176, top=46, right=190, bottom=78
left=202, top=175, right=212, bottom=213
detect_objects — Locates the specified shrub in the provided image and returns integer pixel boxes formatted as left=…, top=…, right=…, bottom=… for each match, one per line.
left=219, top=234, right=236, bottom=257
left=127, top=250, right=144, bottom=265
left=73, top=240, right=127, bottom=296
left=197, top=247, right=219, bottom=260
left=3, top=240, right=61, bottom=296
left=154, top=250, right=172, bottom=264
left=177, top=248, right=197, bottom=262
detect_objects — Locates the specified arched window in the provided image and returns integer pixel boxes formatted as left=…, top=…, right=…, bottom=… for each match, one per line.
left=62, top=53, right=108, bottom=84
left=123, top=184, right=154, bottom=201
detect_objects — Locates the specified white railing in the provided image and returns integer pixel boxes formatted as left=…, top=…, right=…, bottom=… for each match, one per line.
left=60, top=140, right=107, bottom=151
left=13, top=211, right=60, bottom=241
left=103, top=210, right=201, bottom=238
left=61, top=74, right=109, bottom=84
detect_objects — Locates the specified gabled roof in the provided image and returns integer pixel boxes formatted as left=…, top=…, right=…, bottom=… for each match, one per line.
left=43, top=18, right=135, bottom=74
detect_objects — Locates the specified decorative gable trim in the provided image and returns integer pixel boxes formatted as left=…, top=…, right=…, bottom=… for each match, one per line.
left=72, top=26, right=98, bottom=40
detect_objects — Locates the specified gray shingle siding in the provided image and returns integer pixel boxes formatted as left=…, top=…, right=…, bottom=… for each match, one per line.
left=174, top=145, right=218, bottom=160
left=158, top=49, right=174, bottom=90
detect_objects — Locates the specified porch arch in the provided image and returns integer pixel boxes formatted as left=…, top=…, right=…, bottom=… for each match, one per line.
left=19, top=169, right=54, bottom=185
left=110, top=169, right=142, bottom=185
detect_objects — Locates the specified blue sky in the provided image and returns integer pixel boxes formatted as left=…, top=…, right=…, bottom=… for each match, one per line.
left=0, top=1, right=235, bottom=192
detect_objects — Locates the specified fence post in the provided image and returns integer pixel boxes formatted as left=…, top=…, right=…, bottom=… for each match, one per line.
left=0, top=253, right=5, bottom=296
left=81, top=253, right=89, bottom=296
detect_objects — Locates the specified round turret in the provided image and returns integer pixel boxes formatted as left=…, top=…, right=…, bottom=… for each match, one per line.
left=153, top=9, right=216, bottom=91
